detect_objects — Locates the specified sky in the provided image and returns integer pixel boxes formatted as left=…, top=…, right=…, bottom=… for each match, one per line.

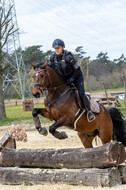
left=14, top=0, right=126, bottom=60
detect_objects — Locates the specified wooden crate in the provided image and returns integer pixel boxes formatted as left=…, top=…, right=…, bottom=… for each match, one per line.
left=23, top=99, right=34, bottom=111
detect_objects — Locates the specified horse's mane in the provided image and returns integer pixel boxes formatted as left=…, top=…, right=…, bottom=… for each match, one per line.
left=47, top=64, right=62, bottom=77
left=47, top=64, right=65, bottom=86
left=34, top=62, right=62, bottom=78
left=34, top=62, right=45, bottom=69
left=34, top=62, right=65, bottom=86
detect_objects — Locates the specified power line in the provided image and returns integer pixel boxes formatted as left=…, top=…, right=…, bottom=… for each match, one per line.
left=14, top=0, right=126, bottom=58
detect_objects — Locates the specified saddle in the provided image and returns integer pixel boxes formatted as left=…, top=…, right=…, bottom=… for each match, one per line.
left=75, top=89, right=100, bottom=114
left=72, top=89, right=100, bottom=130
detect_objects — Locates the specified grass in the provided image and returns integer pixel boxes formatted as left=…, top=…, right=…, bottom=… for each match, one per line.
left=120, top=109, right=126, bottom=116
left=90, top=86, right=124, bottom=93
left=117, top=99, right=126, bottom=115
left=0, top=103, right=50, bottom=126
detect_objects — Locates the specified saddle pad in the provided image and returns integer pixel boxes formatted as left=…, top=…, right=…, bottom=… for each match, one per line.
left=90, top=99, right=100, bottom=113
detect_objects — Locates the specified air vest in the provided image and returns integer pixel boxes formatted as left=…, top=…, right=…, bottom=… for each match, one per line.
left=50, top=50, right=77, bottom=79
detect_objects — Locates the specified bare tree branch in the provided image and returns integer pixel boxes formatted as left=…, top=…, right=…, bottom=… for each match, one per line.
left=2, top=26, right=19, bottom=49
left=1, top=18, right=11, bottom=39
left=0, top=6, right=4, bottom=25
left=1, top=5, right=13, bottom=27
left=0, top=4, right=19, bottom=60
left=1, top=6, right=13, bottom=27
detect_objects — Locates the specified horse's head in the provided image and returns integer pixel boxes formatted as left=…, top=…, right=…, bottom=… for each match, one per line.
left=32, top=62, right=49, bottom=98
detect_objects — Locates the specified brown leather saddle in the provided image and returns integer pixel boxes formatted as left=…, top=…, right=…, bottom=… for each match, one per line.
left=75, top=89, right=100, bottom=114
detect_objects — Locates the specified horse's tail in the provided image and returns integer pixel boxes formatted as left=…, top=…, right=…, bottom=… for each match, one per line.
left=108, top=107, right=126, bottom=146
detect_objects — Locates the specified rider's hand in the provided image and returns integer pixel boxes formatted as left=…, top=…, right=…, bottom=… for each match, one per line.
left=67, top=77, right=74, bottom=83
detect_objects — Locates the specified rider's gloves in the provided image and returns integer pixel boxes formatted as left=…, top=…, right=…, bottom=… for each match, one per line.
left=67, top=77, right=74, bottom=83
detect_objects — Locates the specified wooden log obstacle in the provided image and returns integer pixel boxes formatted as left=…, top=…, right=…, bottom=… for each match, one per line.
left=1, top=142, right=125, bottom=169
left=0, top=167, right=122, bottom=187
left=0, top=137, right=125, bottom=187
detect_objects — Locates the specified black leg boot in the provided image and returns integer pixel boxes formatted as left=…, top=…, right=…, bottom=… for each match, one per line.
left=81, top=95, right=95, bottom=122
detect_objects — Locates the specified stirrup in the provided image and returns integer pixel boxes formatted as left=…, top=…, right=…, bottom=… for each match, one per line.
left=87, top=111, right=96, bottom=122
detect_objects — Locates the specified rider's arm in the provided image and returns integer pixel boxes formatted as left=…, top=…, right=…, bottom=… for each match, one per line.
left=65, top=53, right=82, bottom=81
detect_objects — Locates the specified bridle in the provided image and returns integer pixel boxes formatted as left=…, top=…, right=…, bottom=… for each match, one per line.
left=33, top=69, right=46, bottom=94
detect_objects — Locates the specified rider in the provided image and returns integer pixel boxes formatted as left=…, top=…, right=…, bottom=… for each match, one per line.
left=49, top=39, right=95, bottom=122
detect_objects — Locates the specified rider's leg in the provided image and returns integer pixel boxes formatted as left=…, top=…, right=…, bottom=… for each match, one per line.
left=74, top=74, right=95, bottom=121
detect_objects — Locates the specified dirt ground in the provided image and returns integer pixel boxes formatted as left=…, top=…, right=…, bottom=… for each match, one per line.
left=0, top=122, right=126, bottom=190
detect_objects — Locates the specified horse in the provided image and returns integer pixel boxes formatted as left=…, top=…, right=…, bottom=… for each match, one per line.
left=32, top=62, right=126, bottom=148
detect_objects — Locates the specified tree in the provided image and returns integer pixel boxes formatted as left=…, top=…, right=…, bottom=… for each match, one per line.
left=0, top=4, right=18, bottom=119
left=22, top=45, right=44, bottom=71
left=44, top=50, right=54, bottom=62
left=96, top=52, right=109, bottom=62
left=74, top=46, right=86, bottom=59
left=113, top=54, right=126, bottom=72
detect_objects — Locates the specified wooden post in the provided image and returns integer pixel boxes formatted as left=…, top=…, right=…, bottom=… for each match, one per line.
left=0, top=167, right=122, bottom=187
left=102, top=81, right=110, bottom=107
left=0, top=134, right=16, bottom=152
left=118, top=165, right=126, bottom=184
left=122, top=75, right=126, bottom=108
left=86, top=57, right=89, bottom=92
left=15, top=101, right=17, bottom=106
left=1, top=142, right=125, bottom=169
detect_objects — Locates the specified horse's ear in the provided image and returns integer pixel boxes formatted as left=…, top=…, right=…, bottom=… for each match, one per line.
left=32, top=64, right=35, bottom=69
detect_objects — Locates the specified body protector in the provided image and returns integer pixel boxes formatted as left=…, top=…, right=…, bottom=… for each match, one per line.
left=50, top=50, right=82, bottom=81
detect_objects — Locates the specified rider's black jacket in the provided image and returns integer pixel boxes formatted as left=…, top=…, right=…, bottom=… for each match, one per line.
left=49, top=50, right=82, bottom=81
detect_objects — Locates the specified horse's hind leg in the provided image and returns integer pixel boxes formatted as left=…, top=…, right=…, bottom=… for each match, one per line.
left=98, top=120, right=113, bottom=145
left=77, top=132, right=96, bottom=148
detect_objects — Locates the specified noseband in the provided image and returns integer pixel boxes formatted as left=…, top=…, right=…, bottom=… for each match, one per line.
left=34, top=83, right=43, bottom=87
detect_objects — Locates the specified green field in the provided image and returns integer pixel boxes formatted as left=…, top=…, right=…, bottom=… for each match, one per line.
left=0, top=103, right=50, bottom=126
left=0, top=98, right=126, bottom=127
left=90, top=86, right=124, bottom=93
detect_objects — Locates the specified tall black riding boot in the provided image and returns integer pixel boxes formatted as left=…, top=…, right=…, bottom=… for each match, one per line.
left=81, top=95, right=95, bottom=121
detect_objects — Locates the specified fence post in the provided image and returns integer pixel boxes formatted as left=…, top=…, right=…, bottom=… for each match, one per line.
left=102, top=81, right=110, bottom=107
left=122, top=75, right=126, bottom=108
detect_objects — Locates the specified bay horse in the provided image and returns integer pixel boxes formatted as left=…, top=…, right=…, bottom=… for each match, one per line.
left=32, top=62, right=126, bottom=148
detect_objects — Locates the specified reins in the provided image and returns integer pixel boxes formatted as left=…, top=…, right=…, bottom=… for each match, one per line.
left=46, top=86, right=75, bottom=107
left=46, top=86, right=75, bottom=121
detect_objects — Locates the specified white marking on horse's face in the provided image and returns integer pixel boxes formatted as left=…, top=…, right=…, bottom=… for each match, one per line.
left=36, top=73, right=38, bottom=77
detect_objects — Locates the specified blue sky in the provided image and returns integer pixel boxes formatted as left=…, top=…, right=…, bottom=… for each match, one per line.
left=15, top=0, right=126, bottom=60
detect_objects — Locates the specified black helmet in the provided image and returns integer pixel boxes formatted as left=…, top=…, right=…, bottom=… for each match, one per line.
left=52, top=39, right=65, bottom=48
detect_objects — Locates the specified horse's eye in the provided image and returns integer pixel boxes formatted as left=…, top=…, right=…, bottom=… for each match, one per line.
left=41, top=74, right=44, bottom=78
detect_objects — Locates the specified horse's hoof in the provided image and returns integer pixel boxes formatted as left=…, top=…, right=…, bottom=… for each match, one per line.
left=39, top=127, right=48, bottom=136
left=61, top=131, right=68, bottom=139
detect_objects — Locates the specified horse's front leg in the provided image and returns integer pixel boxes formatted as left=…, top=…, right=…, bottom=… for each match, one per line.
left=49, top=117, right=68, bottom=140
left=32, top=108, right=53, bottom=136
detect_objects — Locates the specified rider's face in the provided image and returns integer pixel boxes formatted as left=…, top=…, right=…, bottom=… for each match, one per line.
left=55, top=46, right=64, bottom=55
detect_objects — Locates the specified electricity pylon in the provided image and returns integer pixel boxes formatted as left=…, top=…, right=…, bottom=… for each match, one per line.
left=2, top=0, right=32, bottom=99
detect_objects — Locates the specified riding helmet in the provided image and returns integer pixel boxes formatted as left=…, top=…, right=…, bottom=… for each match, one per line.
left=52, top=39, right=65, bottom=48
